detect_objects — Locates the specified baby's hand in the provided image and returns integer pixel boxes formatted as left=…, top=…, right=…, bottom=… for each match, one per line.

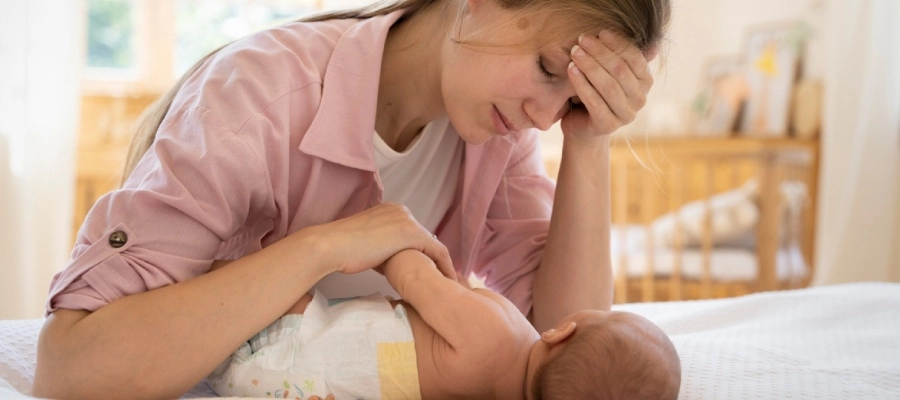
left=383, top=249, right=454, bottom=296
left=385, top=249, right=451, bottom=278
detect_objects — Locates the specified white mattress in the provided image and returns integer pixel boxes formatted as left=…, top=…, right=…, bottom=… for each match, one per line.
left=612, top=224, right=808, bottom=281
left=2, top=282, right=899, bottom=399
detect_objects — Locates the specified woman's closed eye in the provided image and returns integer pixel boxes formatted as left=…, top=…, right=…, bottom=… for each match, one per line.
left=537, top=56, right=555, bottom=79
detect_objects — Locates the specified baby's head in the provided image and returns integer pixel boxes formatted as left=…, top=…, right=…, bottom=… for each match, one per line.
left=528, top=310, right=680, bottom=400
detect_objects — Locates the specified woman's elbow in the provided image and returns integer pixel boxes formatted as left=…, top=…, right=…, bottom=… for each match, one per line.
left=33, top=309, right=191, bottom=400
left=32, top=309, right=93, bottom=399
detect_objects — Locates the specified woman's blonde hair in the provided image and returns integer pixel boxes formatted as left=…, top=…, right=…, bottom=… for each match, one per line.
left=120, top=0, right=670, bottom=185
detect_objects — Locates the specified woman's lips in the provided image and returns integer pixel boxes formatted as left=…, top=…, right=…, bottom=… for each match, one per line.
left=492, top=105, right=515, bottom=135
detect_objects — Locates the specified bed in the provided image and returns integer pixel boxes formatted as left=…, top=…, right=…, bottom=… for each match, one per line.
left=2, top=282, right=898, bottom=399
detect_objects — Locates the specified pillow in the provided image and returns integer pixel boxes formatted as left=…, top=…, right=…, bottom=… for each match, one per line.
left=651, top=179, right=760, bottom=248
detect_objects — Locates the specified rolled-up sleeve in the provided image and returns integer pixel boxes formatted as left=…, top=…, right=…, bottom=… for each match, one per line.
left=473, top=130, right=556, bottom=316
left=47, top=106, right=269, bottom=314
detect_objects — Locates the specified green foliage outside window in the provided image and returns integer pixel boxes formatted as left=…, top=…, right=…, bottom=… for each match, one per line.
left=85, top=0, right=322, bottom=76
left=174, top=0, right=317, bottom=75
left=87, top=0, right=135, bottom=69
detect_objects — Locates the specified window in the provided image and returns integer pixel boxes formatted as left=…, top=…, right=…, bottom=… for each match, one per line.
left=83, top=0, right=369, bottom=94
left=173, top=0, right=321, bottom=75
left=87, top=0, right=136, bottom=70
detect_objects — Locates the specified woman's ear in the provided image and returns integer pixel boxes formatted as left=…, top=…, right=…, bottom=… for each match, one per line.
left=540, top=321, right=576, bottom=345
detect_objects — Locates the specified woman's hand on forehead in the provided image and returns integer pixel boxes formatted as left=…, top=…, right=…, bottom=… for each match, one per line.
left=561, top=30, right=655, bottom=143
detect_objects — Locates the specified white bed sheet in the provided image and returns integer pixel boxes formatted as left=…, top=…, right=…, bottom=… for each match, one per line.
left=2, top=282, right=899, bottom=399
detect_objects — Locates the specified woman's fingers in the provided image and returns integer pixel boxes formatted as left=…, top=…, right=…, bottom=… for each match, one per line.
left=578, top=33, right=641, bottom=104
left=598, top=31, right=654, bottom=112
left=572, top=34, right=645, bottom=124
left=564, top=30, right=658, bottom=139
left=570, top=47, right=634, bottom=124
left=383, top=203, right=454, bottom=279
left=422, top=236, right=456, bottom=281
left=566, top=62, right=616, bottom=134
left=312, top=203, right=456, bottom=279
left=597, top=31, right=654, bottom=83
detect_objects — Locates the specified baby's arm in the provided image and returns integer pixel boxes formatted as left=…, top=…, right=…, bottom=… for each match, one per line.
left=284, top=292, right=314, bottom=315
left=383, top=250, right=516, bottom=351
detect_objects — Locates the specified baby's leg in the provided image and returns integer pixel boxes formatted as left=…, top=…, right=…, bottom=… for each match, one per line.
left=284, top=292, right=314, bottom=315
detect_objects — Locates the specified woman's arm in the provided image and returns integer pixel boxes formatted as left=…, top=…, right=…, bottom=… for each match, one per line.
left=33, top=230, right=330, bottom=400
left=532, top=31, right=656, bottom=332
left=533, top=137, right=612, bottom=332
left=33, top=203, right=452, bottom=400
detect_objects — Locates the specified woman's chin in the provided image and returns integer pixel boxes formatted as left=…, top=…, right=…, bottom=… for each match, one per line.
left=447, top=110, right=498, bottom=145
left=454, top=125, right=499, bottom=145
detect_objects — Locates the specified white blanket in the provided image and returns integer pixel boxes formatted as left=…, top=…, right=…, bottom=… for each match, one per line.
left=615, top=282, right=900, bottom=399
left=2, top=282, right=899, bottom=399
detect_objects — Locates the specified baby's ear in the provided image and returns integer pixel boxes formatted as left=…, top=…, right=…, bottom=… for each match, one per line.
left=540, top=321, right=576, bottom=345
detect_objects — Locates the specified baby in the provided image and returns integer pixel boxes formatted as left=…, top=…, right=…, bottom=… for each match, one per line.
left=209, top=250, right=681, bottom=399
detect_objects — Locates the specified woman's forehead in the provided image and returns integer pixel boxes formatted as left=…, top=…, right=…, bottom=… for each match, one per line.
left=516, top=9, right=595, bottom=50
left=462, top=6, right=594, bottom=55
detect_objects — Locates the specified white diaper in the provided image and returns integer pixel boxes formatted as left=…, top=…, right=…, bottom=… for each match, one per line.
left=208, top=290, right=421, bottom=399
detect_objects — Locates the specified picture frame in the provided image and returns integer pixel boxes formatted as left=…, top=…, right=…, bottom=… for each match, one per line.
left=738, top=22, right=806, bottom=136
left=692, top=55, right=748, bottom=135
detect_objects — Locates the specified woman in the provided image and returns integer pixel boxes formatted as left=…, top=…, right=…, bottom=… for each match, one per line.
left=34, top=0, right=670, bottom=398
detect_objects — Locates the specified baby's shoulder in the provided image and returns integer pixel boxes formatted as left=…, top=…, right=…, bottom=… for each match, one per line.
left=422, top=331, right=525, bottom=399
left=471, top=287, right=514, bottom=310
left=472, top=288, right=532, bottom=327
left=416, top=289, right=534, bottom=398
left=461, top=288, right=534, bottom=361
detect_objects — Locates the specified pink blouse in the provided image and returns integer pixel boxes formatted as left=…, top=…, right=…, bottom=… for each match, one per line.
left=47, top=10, right=555, bottom=317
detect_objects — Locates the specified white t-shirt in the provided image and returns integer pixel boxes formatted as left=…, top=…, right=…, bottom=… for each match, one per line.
left=314, top=116, right=463, bottom=298
left=372, top=116, right=463, bottom=233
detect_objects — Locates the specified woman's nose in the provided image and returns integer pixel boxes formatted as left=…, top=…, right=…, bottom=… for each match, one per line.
left=527, top=88, right=576, bottom=131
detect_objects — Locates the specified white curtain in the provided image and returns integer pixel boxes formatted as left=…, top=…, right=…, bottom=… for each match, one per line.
left=813, top=0, right=900, bottom=285
left=0, top=0, right=83, bottom=318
